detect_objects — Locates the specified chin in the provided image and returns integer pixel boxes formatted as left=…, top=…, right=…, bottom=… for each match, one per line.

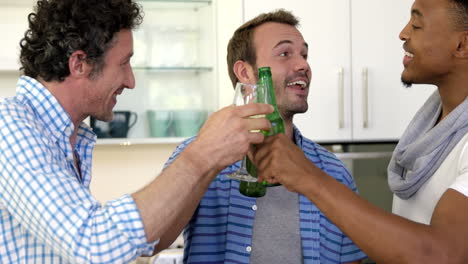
left=401, top=77, right=413, bottom=88
left=288, top=105, right=308, bottom=115
left=401, top=71, right=413, bottom=88
left=105, top=112, right=115, bottom=121
left=96, top=111, right=114, bottom=122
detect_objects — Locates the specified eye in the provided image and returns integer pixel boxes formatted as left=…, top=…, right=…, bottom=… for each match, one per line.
left=302, top=53, right=308, bottom=60
left=121, top=60, right=131, bottom=67
left=280, top=51, right=290, bottom=57
left=411, top=24, right=422, bottom=30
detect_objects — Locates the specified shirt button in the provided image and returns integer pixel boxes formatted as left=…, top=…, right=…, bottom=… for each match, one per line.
left=246, top=246, right=252, bottom=253
left=251, top=205, right=257, bottom=211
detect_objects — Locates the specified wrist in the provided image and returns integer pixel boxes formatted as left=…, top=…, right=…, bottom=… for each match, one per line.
left=180, top=140, right=216, bottom=178
left=298, top=163, right=326, bottom=198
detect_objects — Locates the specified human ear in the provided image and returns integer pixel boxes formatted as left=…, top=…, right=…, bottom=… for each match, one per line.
left=69, top=50, right=93, bottom=77
left=455, top=31, right=468, bottom=59
left=233, top=60, right=256, bottom=84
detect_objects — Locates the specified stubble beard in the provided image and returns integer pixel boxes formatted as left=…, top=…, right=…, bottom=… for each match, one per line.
left=279, top=98, right=308, bottom=122
left=401, top=76, right=413, bottom=88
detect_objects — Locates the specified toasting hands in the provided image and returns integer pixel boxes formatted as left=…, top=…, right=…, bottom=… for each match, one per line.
left=253, top=133, right=324, bottom=194
left=190, top=103, right=273, bottom=173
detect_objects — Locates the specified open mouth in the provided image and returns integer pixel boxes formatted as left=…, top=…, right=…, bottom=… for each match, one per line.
left=112, top=88, right=124, bottom=104
left=286, top=80, right=308, bottom=96
left=403, top=51, right=414, bottom=66
left=287, top=80, right=307, bottom=90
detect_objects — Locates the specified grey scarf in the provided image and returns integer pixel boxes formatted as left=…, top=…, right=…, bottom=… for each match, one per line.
left=388, top=91, right=468, bottom=199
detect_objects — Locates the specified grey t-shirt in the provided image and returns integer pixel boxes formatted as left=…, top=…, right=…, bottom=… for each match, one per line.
left=250, top=185, right=303, bottom=264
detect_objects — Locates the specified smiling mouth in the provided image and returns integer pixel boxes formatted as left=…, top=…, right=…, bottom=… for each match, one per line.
left=111, top=90, right=123, bottom=104
left=403, top=51, right=414, bottom=66
left=405, top=51, right=414, bottom=57
left=287, top=80, right=307, bottom=89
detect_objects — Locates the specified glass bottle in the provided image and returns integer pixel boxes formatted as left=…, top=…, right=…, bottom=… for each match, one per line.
left=239, top=67, right=285, bottom=197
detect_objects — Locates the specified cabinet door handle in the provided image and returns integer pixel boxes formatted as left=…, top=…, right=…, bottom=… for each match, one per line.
left=338, top=67, right=344, bottom=129
left=362, top=67, right=369, bottom=129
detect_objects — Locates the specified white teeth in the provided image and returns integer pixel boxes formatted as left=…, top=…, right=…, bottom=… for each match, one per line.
left=405, top=51, right=414, bottom=58
left=287, top=80, right=307, bottom=88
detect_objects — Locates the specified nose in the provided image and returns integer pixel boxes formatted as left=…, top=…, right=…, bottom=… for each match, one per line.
left=399, top=22, right=410, bottom=42
left=125, top=65, right=136, bottom=89
left=294, top=55, right=311, bottom=79
left=294, top=55, right=310, bottom=74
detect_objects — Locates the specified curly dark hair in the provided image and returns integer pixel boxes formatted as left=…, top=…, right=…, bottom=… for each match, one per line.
left=19, top=0, right=143, bottom=82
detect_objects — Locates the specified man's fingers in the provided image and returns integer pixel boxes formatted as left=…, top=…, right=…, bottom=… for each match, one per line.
left=257, top=172, right=267, bottom=183
left=236, top=103, right=273, bottom=118
left=253, top=135, right=276, bottom=162
left=247, top=131, right=265, bottom=145
left=246, top=145, right=256, bottom=161
left=267, top=177, right=278, bottom=185
left=246, top=117, right=271, bottom=133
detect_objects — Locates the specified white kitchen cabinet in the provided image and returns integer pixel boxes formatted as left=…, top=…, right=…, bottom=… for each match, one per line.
left=244, top=0, right=436, bottom=142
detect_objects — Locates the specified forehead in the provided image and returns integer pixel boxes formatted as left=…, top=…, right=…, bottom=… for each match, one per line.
left=410, top=0, right=459, bottom=29
left=253, top=22, right=306, bottom=49
left=411, top=0, right=450, bottom=16
left=105, top=30, right=133, bottom=60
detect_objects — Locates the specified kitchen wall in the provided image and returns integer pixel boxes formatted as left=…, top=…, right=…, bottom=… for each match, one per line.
left=90, top=144, right=179, bottom=203
left=0, top=73, right=20, bottom=98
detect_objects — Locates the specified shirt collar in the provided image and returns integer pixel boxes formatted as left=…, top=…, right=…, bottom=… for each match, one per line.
left=16, top=76, right=96, bottom=144
left=292, top=125, right=303, bottom=147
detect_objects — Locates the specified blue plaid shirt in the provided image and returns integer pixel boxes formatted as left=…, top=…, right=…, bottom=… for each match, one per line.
left=165, top=128, right=366, bottom=264
left=0, top=76, right=157, bottom=263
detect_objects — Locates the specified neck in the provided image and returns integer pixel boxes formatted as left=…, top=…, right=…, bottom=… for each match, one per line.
left=282, top=116, right=295, bottom=141
left=436, top=71, right=468, bottom=123
left=38, top=77, right=86, bottom=146
left=40, top=78, right=87, bottom=126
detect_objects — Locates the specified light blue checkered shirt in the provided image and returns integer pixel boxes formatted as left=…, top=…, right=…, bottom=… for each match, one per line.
left=0, top=76, right=158, bottom=263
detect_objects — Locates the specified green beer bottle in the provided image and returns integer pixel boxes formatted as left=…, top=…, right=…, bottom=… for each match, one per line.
left=257, top=67, right=286, bottom=136
left=239, top=67, right=285, bottom=197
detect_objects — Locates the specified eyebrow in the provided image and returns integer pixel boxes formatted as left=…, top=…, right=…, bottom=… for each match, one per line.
left=273, top=40, right=309, bottom=49
left=411, top=8, right=423, bottom=18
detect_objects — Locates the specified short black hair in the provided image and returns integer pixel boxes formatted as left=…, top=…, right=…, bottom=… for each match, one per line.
left=19, top=0, right=143, bottom=82
left=449, top=0, right=468, bottom=30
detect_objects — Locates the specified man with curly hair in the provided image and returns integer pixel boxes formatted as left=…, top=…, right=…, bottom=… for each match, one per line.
left=0, top=0, right=272, bottom=263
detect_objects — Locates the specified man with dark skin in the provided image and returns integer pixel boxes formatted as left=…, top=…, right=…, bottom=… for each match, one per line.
left=255, top=0, right=468, bottom=263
